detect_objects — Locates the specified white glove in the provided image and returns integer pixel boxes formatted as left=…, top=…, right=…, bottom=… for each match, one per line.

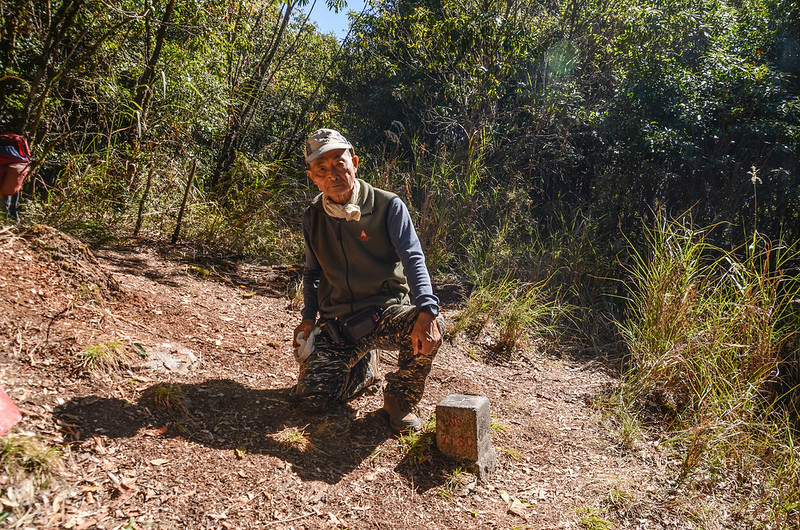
left=294, top=327, right=321, bottom=364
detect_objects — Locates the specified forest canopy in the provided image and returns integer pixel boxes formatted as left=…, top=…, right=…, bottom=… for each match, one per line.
left=0, top=0, right=797, bottom=268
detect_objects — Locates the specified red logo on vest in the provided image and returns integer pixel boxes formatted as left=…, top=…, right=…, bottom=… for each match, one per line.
left=358, top=230, right=371, bottom=242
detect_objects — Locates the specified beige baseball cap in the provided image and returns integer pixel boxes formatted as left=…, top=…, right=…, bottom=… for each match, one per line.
left=304, top=128, right=353, bottom=164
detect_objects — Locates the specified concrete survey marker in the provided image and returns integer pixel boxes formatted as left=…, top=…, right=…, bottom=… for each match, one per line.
left=436, top=394, right=497, bottom=481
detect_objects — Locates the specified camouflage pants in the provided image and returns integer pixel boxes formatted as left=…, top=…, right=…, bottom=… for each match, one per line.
left=295, top=304, right=443, bottom=412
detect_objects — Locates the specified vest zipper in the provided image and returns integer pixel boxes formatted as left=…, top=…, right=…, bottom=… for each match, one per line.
left=337, top=220, right=356, bottom=313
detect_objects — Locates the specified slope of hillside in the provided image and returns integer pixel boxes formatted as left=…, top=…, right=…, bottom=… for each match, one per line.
left=0, top=224, right=723, bottom=528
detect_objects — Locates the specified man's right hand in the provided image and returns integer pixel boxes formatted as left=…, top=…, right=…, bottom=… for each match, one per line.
left=293, top=319, right=316, bottom=348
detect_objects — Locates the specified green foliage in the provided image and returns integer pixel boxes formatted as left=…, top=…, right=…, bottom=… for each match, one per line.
left=346, top=0, right=553, bottom=144
left=25, top=150, right=304, bottom=259
left=177, top=157, right=305, bottom=261
left=343, top=0, right=798, bottom=260
left=588, top=0, right=798, bottom=244
left=29, top=151, right=137, bottom=241
left=2, top=0, right=795, bottom=279
left=0, top=0, right=342, bottom=262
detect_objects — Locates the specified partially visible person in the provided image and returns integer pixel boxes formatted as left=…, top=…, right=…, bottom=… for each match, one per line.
left=0, top=134, right=31, bottom=222
left=293, top=128, right=444, bottom=433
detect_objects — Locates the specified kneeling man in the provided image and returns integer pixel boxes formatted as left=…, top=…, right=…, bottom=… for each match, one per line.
left=293, top=128, right=443, bottom=432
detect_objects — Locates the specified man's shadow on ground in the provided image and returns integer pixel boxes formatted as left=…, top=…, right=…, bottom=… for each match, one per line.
left=54, top=379, right=460, bottom=490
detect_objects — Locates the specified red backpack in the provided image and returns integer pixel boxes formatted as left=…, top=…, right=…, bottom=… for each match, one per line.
left=0, top=134, right=31, bottom=196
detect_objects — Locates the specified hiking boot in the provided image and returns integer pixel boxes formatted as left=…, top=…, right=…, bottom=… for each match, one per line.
left=383, top=394, right=421, bottom=433
left=389, top=411, right=422, bottom=433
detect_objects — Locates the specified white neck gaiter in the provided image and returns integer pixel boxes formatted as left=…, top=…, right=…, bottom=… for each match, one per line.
left=322, top=179, right=361, bottom=221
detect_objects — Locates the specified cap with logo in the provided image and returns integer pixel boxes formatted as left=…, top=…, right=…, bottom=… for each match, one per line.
left=304, top=128, right=353, bottom=164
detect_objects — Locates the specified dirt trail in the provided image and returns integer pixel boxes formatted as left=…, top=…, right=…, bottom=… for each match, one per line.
left=0, top=225, right=686, bottom=529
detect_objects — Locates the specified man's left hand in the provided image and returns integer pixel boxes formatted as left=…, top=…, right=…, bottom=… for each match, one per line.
left=411, top=310, right=441, bottom=356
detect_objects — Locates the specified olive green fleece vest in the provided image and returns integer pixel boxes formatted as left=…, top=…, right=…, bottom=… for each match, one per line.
left=307, top=179, right=411, bottom=319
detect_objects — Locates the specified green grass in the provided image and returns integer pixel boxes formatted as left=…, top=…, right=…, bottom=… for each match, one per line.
left=490, top=418, right=508, bottom=435
left=577, top=506, right=614, bottom=530
left=497, top=447, right=523, bottom=460
left=614, top=214, right=800, bottom=526
left=274, top=426, right=312, bottom=452
left=1, top=434, right=61, bottom=478
left=436, top=487, right=454, bottom=501
left=287, top=280, right=304, bottom=311
left=1, top=433, right=62, bottom=509
left=152, top=384, right=186, bottom=412
left=397, top=416, right=436, bottom=466
left=612, top=407, right=644, bottom=450
left=187, top=265, right=214, bottom=278
left=437, top=466, right=470, bottom=500
left=444, top=466, right=468, bottom=489
left=78, top=340, right=130, bottom=373
left=603, top=487, right=633, bottom=511
left=451, top=273, right=566, bottom=360
left=34, top=153, right=303, bottom=263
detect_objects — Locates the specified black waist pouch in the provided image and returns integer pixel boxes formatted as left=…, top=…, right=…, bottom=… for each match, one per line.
left=340, top=307, right=381, bottom=342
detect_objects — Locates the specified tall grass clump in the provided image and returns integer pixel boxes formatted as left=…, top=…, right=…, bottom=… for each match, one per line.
left=1, top=434, right=61, bottom=479
left=452, top=273, right=566, bottom=360
left=30, top=152, right=136, bottom=243
left=1, top=433, right=62, bottom=515
left=616, top=214, right=800, bottom=525
left=449, top=213, right=571, bottom=360
left=382, top=131, right=499, bottom=276
left=30, top=151, right=304, bottom=262
left=78, top=340, right=131, bottom=374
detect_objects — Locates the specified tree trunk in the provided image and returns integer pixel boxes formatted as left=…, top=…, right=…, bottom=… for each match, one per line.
left=172, top=159, right=198, bottom=244
left=210, top=0, right=298, bottom=189
left=21, top=0, right=83, bottom=138
left=134, top=164, right=156, bottom=236
left=134, top=0, right=176, bottom=135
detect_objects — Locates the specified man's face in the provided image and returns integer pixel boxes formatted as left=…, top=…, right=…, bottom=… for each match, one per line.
left=306, top=148, right=359, bottom=204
